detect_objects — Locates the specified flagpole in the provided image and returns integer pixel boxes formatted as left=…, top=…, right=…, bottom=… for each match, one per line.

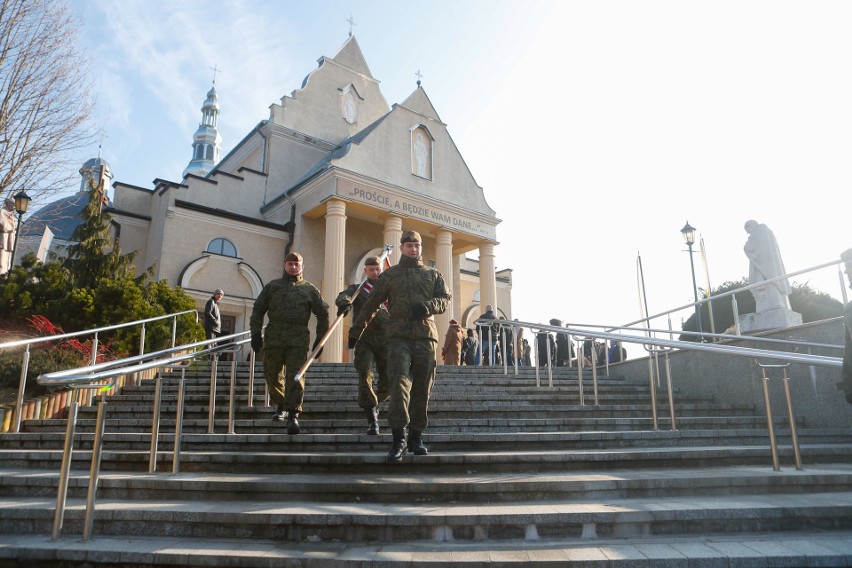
left=700, top=237, right=715, bottom=336
left=293, top=244, right=393, bottom=383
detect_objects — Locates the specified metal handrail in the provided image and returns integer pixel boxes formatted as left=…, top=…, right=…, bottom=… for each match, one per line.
left=479, top=319, right=842, bottom=370
left=0, top=308, right=199, bottom=351
left=40, top=330, right=253, bottom=541
left=7, top=308, right=199, bottom=433
left=550, top=320, right=843, bottom=351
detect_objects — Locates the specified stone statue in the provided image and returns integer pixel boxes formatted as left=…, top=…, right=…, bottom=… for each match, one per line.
left=743, top=220, right=792, bottom=312
left=0, top=207, right=17, bottom=274
left=414, top=132, right=428, bottom=177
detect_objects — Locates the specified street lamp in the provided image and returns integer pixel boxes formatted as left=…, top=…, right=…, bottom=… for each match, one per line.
left=8, top=189, right=31, bottom=272
left=680, top=221, right=703, bottom=340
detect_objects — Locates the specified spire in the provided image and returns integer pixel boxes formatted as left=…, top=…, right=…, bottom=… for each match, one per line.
left=183, top=77, right=222, bottom=178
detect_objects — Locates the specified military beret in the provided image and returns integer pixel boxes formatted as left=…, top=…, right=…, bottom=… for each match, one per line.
left=842, top=248, right=852, bottom=263
left=401, top=230, right=421, bottom=244
left=285, top=252, right=303, bottom=263
left=364, top=256, right=380, bottom=266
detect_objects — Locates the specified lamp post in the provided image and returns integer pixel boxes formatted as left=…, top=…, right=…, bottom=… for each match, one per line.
left=680, top=221, right=703, bottom=340
left=8, top=189, right=31, bottom=272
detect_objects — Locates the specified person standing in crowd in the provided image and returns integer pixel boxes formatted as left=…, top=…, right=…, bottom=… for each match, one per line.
left=337, top=256, right=390, bottom=435
left=840, top=248, right=852, bottom=405
left=515, top=321, right=525, bottom=366
left=349, top=230, right=450, bottom=463
left=608, top=340, right=627, bottom=363
left=497, top=316, right=513, bottom=365
left=522, top=338, right=532, bottom=367
left=479, top=304, right=497, bottom=365
left=551, top=319, right=573, bottom=367
left=441, top=319, right=465, bottom=365
left=204, top=288, right=224, bottom=341
left=462, top=328, right=478, bottom=366
left=250, top=252, right=329, bottom=435
left=536, top=327, right=556, bottom=368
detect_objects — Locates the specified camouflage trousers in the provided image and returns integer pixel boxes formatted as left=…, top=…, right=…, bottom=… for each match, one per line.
left=354, top=338, right=390, bottom=409
left=386, top=338, right=437, bottom=432
left=262, top=344, right=308, bottom=412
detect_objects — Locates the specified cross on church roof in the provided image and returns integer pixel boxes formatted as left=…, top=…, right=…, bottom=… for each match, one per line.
left=346, top=15, right=356, bottom=37
left=415, top=69, right=423, bottom=87
left=210, top=64, right=221, bottom=85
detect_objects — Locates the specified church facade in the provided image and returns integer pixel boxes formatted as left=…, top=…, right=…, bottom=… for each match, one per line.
left=110, top=36, right=511, bottom=362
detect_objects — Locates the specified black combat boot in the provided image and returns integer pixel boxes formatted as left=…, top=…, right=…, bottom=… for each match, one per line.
left=365, top=407, right=379, bottom=435
left=387, top=429, right=407, bottom=463
left=287, top=411, right=300, bottom=435
left=407, top=428, right=429, bottom=456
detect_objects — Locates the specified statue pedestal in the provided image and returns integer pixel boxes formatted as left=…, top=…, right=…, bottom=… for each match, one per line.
left=739, top=309, right=802, bottom=333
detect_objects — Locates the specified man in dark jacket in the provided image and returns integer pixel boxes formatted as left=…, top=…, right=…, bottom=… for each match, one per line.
left=479, top=304, right=497, bottom=365
left=349, top=230, right=450, bottom=462
left=551, top=319, right=573, bottom=367
left=337, top=256, right=390, bottom=435
left=203, top=289, right=224, bottom=341
left=462, top=328, right=478, bottom=366
left=249, top=252, right=329, bottom=434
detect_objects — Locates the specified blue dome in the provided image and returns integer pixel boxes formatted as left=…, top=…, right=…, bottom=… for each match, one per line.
left=22, top=192, right=90, bottom=241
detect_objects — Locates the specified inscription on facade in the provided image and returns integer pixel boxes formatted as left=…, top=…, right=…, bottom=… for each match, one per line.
left=345, top=186, right=494, bottom=239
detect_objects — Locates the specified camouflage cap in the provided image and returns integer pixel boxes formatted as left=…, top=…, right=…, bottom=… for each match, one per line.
left=400, top=230, right=422, bottom=244
left=842, top=248, right=852, bottom=263
left=285, top=252, right=303, bottom=263
left=364, top=256, right=380, bottom=266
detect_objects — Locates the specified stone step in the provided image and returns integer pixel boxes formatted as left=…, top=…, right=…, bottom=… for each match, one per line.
left=4, top=491, right=852, bottom=543
left=1, top=427, right=838, bottom=454
left=18, top=414, right=788, bottom=434
left=3, top=530, right=851, bottom=567
left=3, top=465, right=852, bottom=503
left=2, top=444, right=848, bottom=474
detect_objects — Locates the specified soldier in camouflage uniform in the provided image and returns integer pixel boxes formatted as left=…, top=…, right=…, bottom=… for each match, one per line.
left=336, top=256, right=390, bottom=435
left=349, top=231, right=450, bottom=462
left=250, top=252, right=329, bottom=435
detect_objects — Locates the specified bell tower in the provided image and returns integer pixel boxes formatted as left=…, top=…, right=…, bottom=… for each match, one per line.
left=183, top=80, right=222, bottom=178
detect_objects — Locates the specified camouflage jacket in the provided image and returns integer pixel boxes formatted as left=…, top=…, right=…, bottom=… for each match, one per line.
left=249, top=273, right=329, bottom=348
left=349, top=255, right=450, bottom=343
left=336, top=280, right=389, bottom=340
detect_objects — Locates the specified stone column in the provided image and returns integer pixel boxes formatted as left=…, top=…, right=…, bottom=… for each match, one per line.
left=434, top=230, right=454, bottom=336
left=479, top=242, right=498, bottom=317
left=383, top=215, right=402, bottom=265
left=323, top=200, right=346, bottom=363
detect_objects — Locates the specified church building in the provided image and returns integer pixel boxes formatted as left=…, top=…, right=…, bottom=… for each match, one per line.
left=110, top=36, right=511, bottom=362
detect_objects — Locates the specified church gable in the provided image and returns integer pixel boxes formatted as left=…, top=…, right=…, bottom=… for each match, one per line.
left=399, top=88, right=442, bottom=123
left=330, top=96, right=495, bottom=217
left=268, top=36, right=390, bottom=145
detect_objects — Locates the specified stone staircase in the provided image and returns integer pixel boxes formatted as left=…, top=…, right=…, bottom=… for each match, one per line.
left=1, top=361, right=852, bottom=567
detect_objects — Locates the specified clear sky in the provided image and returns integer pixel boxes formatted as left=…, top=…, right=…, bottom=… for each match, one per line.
left=68, top=0, right=850, bottom=343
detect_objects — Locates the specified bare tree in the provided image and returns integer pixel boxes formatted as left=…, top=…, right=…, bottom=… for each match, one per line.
left=0, top=0, right=97, bottom=206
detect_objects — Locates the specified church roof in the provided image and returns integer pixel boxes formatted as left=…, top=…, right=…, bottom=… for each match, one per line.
left=21, top=192, right=89, bottom=241
left=262, top=112, right=393, bottom=212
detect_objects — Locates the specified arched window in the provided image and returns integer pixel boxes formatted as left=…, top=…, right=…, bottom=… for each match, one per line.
left=206, top=238, right=238, bottom=257
left=205, top=145, right=214, bottom=160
